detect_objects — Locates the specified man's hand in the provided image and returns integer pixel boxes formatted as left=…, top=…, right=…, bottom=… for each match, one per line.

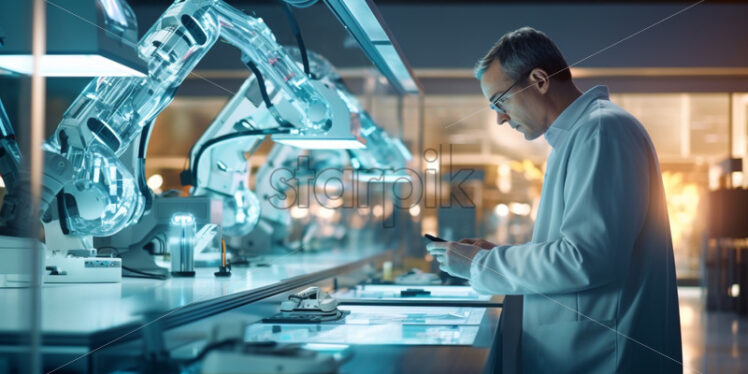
left=426, top=241, right=485, bottom=279
left=459, top=238, right=498, bottom=250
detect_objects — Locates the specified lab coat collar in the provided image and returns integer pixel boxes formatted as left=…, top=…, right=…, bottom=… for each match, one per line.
left=544, top=85, right=609, bottom=148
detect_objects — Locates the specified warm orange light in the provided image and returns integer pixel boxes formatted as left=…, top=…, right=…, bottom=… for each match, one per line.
left=662, top=172, right=700, bottom=252
left=508, top=160, right=544, bottom=181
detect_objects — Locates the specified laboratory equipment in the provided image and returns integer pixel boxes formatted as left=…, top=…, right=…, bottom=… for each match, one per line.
left=0, top=98, right=96, bottom=285
left=96, top=196, right=222, bottom=278
left=0, top=99, right=21, bottom=195
left=334, top=285, right=492, bottom=302
left=181, top=48, right=359, bottom=240
left=263, top=287, right=349, bottom=323
left=246, top=305, right=486, bottom=346
left=122, top=47, right=410, bottom=263
left=1, top=0, right=354, bottom=283
left=273, top=48, right=413, bottom=177
left=101, top=49, right=357, bottom=273
left=168, top=213, right=197, bottom=277
left=169, top=213, right=219, bottom=277
left=223, top=52, right=412, bottom=257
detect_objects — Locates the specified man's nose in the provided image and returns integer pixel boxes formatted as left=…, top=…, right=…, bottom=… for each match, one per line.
left=496, top=112, right=511, bottom=125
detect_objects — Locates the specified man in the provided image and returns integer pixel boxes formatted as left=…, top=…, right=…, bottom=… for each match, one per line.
left=427, top=27, right=682, bottom=373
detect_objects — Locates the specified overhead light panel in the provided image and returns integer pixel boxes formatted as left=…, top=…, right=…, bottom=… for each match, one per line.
left=324, top=0, right=421, bottom=95
left=272, top=84, right=365, bottom=150
left=343, top=1, right=388, bottom=42
left=273, top=138, right=366, bottom=150
left=0, top=0, right=146, bottom=77
left=0, top=55, right=145, bottom=77
left=374, top=44, right=419, bottom=93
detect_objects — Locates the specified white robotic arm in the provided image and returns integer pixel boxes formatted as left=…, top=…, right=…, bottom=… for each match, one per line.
left=187, top=47, right=414, bottom=256
left=183, top=77, right=286, bottom=237
left=228, top=52, right=412, bottom=255
left=184, top=45, right=361, bottom=237
left=43, top=0, right=335, bottom=250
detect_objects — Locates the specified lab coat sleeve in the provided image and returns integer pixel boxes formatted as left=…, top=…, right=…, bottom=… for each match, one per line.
left=469, top=117, right=650, bottom=295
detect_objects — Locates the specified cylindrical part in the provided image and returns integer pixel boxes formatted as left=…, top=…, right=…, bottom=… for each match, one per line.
left=169, top=213, right=196, bottom=277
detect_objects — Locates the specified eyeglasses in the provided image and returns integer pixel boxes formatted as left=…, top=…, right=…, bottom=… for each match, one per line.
left=489, top=74, right=527, bottom=114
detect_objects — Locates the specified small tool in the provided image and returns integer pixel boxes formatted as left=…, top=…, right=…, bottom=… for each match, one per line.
left=214, top=238, right=232, bottom=277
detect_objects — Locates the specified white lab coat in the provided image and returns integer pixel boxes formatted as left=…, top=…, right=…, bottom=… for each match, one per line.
left=470, top=86, right=682, bottom=373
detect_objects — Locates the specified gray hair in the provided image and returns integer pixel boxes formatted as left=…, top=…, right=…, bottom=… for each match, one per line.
left=474, top=27, right=571, bottom=82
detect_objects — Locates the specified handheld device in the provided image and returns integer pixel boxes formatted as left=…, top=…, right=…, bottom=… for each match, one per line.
left=423, top=233, right=446, bottom=242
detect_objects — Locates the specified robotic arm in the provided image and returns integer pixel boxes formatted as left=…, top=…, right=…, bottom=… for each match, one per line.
left=212, top=51, right=412, bottom=255
left=182, top=77, right=290, bottom=237
left=183, top=46, right=361, bottom=237
left=41, top=0, right=336, bottom=254
left=0, top=99, right=73, bottom=238
left=0, top=0, right=352, bottom=282
left=0, top=99, right=21, bottom=200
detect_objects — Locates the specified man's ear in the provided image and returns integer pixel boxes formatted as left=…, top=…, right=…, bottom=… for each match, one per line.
left=530, top=68, right=550, bottom=94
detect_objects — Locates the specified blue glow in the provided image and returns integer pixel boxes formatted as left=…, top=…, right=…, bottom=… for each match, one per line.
left=374, top=44, right=418, bottom=93
left=343, top=0, right=388, bottom=42
left=171, top=213, right=196, bottom=226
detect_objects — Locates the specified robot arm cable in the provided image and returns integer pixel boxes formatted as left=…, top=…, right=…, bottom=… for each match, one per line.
left=243, top=60, right=276, bottom=117
left=281, top=2, right=310, bottom=78
left=137, top=121, right=155, bottom=213
left=183, top=127, right=293, bottom=187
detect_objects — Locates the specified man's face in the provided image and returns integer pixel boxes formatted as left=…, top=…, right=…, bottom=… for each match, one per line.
left=479, top=60, right=546, bottom=140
